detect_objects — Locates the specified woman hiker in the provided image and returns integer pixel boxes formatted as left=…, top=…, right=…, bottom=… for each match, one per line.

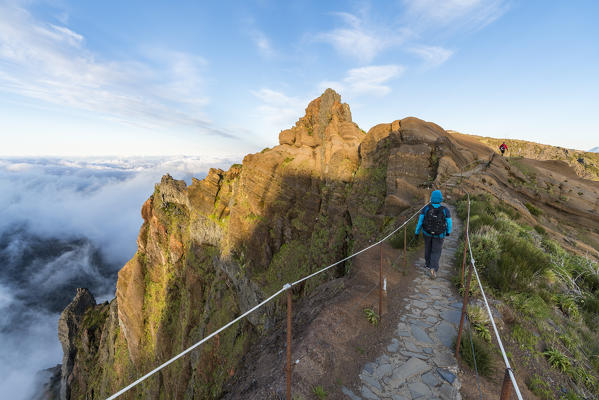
left=414, top=190, right=452, bottom=278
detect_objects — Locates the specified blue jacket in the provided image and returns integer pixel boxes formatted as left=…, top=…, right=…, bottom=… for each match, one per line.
left=415, top=190, right=452, bottom=238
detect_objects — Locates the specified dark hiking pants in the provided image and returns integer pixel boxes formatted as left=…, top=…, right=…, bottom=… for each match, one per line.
left=424, top=235, right=444, bottom=272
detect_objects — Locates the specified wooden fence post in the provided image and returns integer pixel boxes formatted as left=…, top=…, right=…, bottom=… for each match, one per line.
left=499, top=368, right=513, bottom=400
left=461, top=200, right=471, bottom=285
left=455, top=261, right=473, bottom=359
left=460, top=238, right=468, bottom=286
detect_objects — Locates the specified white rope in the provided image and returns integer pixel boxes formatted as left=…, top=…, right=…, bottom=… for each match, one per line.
left=106, top=205, right=426, bottom=399
left=465, top=193, right=524, bottom=400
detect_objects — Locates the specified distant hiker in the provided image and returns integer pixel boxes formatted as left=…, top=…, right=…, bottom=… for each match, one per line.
left=499, top=142, right=508, bottom=156
left=415, top=190, right=452, bottom=278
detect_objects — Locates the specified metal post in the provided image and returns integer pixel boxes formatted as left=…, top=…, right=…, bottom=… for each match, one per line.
left=499, top=368, right=513, bottom=400
left=404, top=224, right=407, bottom=270
left=455, top=261, right=473, bottom=359
left=286, top=288, right=292, bottom=400
left=379, top=244, right=383, bottom=323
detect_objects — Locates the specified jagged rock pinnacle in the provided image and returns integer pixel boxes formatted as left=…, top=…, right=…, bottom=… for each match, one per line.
left=278, top=88, right=357, bottom=147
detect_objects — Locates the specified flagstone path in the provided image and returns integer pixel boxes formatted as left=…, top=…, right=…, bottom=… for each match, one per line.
left=342, top=205, right=463, bottom=400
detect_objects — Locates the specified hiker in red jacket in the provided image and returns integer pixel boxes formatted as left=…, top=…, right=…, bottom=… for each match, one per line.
left=499, top=142, right=508, bottom=156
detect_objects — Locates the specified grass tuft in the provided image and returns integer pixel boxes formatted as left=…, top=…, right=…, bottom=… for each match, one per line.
left=363, top=308, right=379, bottom=326
left=543, top=348, right=571, bottom=372
left=455, top=333, right=493, bottom=376
left=312, top=385, right=327, bottom=399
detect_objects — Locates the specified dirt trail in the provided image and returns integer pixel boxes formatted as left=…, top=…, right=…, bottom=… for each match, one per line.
left=223, top=227, right=424, bottom=399
left=341, top=206, right=464, bottom=400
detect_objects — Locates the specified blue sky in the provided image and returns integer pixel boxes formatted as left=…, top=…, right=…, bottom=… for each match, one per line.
left=0, top=0, right=597, bottom=156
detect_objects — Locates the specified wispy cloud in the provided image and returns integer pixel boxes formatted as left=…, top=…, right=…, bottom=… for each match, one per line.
left=408, top=45, right=454, bottom=68
left=315, top=12, right=410, bottom=63
left=315, top=1, right=506, bottom=66
left=249, top=28, right=274, bottom=58
left=0, top=3, right=235, bottom=138
left=320, top=65, right=405, bottom=97
left=402, top=0, right=509, bottom=31
left=252, top=88, right=308, bottom=133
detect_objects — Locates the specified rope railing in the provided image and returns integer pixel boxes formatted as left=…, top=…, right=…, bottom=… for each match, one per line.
left=106, top=204, right=427, bottom=400
left=455, top=192, right=524, bottom=400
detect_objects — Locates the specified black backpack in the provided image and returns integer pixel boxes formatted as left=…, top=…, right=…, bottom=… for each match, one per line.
left=422, top=204, right=447, bottom=236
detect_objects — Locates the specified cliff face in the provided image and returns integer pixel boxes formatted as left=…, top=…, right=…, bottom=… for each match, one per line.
left=56, top=89, right=477, bottom=399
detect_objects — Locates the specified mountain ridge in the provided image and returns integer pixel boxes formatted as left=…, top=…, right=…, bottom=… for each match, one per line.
left=49, top=89, right=599, bottom=399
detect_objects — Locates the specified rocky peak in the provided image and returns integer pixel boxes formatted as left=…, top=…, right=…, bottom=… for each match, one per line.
left=156, top=173, right=189, bottom=208
left=278, top=88, right=360, bottom=148
left=58, top=288, right=96, bottom=400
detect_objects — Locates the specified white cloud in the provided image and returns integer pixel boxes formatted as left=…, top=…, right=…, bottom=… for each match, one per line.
left=320, top=65, right=405, bottom=97
left=408, top=45, right=454, bottom=67
left=0, top=3, right=233, bottom=138
left=252, top=88, right=308, bottom=131
left=0, top=156, right=241, bottom=399
left=316, top=12, right=410, bottom=63
left=315, top=2, right=507, bottom=66
left=402, top=0, right=509, bottom=30
left=249, top=29, right=274, bottom=58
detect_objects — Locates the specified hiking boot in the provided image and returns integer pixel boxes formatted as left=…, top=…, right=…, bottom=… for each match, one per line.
left=430, top=269, right=436, bottom=279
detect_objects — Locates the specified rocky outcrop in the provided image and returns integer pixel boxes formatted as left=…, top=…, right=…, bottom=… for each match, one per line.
left=58, top=288, right=96, bottom=400
left=54, top=89, right=480, bottom=400
left=33, top=365, right=61, bottom=400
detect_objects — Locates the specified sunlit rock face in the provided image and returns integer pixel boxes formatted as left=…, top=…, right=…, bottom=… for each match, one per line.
left=56, top=89, right=476, bottom=399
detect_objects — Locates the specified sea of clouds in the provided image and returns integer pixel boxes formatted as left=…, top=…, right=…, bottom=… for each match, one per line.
left=0, top=155, right=238, bottom=400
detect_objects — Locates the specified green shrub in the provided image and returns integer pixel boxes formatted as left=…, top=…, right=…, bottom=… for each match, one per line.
left=510, top=293, right=551, bottom=319
left=570, top=365, right=597, bottom=389
left=525, top=202, right=542, bottom=217
left=467, top=305, right=491, bottom=342
left=555, top=294, right=580, bottom=319
left=527, top=374, right=553, bottom=399
left=363, top=308, right=379, bottom=326
left=558, top=333, right=578, bottom=353
left=488, top=233, right=549, bottom=292
left=543, top=348, right=571, bottom=372
left=469, top=226, right=501, bottom=273
left=312, top=385, right=327, bottom=399
left=389, top=219, right=418, bottom=249
left=455, top=333, right=493, bottom=376
left=583, top=293, right=599, bottom=315
left=511, top=323, right=538, bottom=351
left=561, top=390, right=583, bottom=400
left=534, top=225, right=546, bottom=235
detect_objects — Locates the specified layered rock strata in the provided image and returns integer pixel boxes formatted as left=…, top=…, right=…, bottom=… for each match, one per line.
left=54, top=89, right=476, bottom=399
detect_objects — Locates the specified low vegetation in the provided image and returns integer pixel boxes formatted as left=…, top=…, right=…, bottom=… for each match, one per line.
left=455, top=333, right=493, bottom=376
left=363, top=307, right=379, bottom=326
left=312, top=385, right=327, bottom=399
left=389, top=218, right=419, bottom=250
left=455, top=194, right=599, bottom=398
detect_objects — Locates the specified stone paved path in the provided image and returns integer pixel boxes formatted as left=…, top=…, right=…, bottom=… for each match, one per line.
left=342, top=205, right=463, bottom=400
